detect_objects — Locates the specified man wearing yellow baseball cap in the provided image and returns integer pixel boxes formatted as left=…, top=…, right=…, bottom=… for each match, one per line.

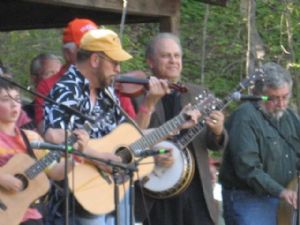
left=34, top=18, right=98, bottom=133
left=44, top=27, right=174, bottom=225
left=43, top=28, right=132, bottom=225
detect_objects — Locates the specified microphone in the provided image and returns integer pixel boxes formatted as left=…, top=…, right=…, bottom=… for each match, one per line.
left=30, top=141, right=75, bottom=153
left=136, top=149, right=170, bottom=157
left=232, top=92, right=269, bottom=101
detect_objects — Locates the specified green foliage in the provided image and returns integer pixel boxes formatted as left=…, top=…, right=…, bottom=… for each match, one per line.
left=0, top=29, right=61, bottom=86
left=180, top=0, right=248, bottom=94
left=0, top=0, right=299, bottom=101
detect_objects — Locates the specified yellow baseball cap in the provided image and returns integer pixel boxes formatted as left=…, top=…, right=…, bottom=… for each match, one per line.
left=80, top=29, right=132, bottom=62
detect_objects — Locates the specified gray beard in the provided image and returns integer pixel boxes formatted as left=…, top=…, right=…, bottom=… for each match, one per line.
left=260, top=105, right=285, bottom=120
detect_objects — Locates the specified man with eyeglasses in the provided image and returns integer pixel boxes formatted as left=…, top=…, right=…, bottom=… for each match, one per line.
left=219, top=62, right=300, bottom=225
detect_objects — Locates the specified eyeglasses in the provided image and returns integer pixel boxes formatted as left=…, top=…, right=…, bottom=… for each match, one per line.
left=268, top=93, right=290, bottom=104
left=96, top=53, right=120, bottom=67
left=0, top=95, right=22, bottom=104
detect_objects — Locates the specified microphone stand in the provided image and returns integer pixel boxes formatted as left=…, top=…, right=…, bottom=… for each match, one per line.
left=63, top=115, right=71, bottom=225
left=104, top=87, right=143, bottom=225
left=296, top=163, right=300, bottom=225
left=113, top=166, right=121, bottom=225
left=112, top=161, right=137, bottom=225
left=0, top=76, right=95, bottom=225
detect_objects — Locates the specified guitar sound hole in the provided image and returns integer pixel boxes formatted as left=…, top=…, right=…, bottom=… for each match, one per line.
left=14, top=174, right=28, bottom=191
left=115, top=147, right=133, bottom=164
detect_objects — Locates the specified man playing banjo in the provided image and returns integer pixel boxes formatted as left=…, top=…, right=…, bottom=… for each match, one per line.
left=134, top=32, right=228, bottom=225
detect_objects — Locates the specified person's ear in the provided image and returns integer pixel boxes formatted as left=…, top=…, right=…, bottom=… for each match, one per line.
left=147, top=58, right=154, bottom=69
left=90, top=53, right=99, bottom=68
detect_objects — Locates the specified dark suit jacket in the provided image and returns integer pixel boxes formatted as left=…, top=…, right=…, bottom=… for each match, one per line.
left=134, top=83, right=228, bottom=225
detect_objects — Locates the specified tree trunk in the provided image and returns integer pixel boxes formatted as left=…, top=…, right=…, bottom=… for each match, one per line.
left=200, top=5, right=209, bottom=84
left=282, top=0, right=298, bottom=113
left=241, top=0, right=265, bottom=86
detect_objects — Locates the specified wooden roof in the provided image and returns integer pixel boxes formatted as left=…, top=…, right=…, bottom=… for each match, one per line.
left=0, top=0, right=227, bottom=32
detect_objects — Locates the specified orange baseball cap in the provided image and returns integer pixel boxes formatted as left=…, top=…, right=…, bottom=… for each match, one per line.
left=63, top=18, right=98, bottom=46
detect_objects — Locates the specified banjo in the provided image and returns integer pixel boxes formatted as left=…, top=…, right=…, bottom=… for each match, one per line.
left=142, top=69, right=265, bottom=199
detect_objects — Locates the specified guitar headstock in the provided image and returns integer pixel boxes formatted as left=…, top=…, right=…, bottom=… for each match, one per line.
left=193, top=92, right=222, bottom=116
left=238, top=68, right=265, bottom=92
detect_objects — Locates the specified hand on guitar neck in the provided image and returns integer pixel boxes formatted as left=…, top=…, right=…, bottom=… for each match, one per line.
left=205, top=110, right=225, bottom=142
left=279, top=188, right=297, bottom=209
left=173, top=103, right=202, bottom=132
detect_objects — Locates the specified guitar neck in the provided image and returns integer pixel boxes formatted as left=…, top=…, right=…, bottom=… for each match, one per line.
left=130, top=113, right=186, bottom=155
left=25, top=122, right=93, bottom=180
left=176, top=100, right=226, bottom=149
left=130, top=96, right=214, bottom=155
left=25, top=151, right=61, bottom=179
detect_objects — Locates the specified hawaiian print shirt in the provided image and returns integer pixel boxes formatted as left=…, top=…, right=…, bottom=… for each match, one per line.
left=44, top=65, right=125, bottom=138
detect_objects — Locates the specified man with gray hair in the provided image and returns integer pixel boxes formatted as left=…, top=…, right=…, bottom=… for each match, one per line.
left=30, top=53, right=62, bottom=87
left=134, top=32, right=227, bottom=225
left=220, top=62, right=299, bottom=225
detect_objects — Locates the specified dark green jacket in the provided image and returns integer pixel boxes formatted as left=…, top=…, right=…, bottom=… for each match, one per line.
left=220, top=102, right=300, bottom=196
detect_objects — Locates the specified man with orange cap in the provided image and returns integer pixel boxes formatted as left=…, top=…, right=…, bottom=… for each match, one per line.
left=34, top=18, right=98, bottom=133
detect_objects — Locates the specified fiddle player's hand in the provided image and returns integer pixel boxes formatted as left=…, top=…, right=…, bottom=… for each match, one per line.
left=180, top=104, right=201, bottom=130
left=205, top=111, right=225, bottom=137
left=0, top=174, right=23, bottom=192
left=148, top=76, right=170, bottom=98
left=72, top=129, right=90, bottom=152
left=154, top=149, right=174, bottom=168
left=142, top=76, right=170, bottom=110
left=280, top=189, right=297, bottom=209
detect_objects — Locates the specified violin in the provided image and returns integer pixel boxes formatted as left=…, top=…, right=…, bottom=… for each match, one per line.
left=114, top=70, right=188, bottom=97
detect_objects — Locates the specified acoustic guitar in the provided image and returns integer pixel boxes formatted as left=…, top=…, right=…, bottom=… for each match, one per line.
left=0, top=151, right=62, bottom=225
left=68, top=94, right=215, bottom=215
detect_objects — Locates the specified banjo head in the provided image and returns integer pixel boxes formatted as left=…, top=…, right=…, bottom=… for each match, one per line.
left=142, top=140, right=195, bottom=199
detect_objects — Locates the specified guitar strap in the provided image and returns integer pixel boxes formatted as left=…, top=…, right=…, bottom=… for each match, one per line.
left=19, top=129, right=37, bottom=159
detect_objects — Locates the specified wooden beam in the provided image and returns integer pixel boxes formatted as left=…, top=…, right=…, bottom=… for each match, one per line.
left=27, top=0, right=179, bottom=17
left=159, top=1, right=180, bottom=34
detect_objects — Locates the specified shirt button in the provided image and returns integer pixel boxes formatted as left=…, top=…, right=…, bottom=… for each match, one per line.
left=289, top=171, right=292, bottom=174
left=285, top=154, right=289, bottom=158
left=273, top=141, right=277, bottom=145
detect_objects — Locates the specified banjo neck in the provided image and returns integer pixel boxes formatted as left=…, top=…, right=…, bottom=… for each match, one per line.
left=176, top=69, right=265, bottom=149
left=130, top=95, right=216, bottom=156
